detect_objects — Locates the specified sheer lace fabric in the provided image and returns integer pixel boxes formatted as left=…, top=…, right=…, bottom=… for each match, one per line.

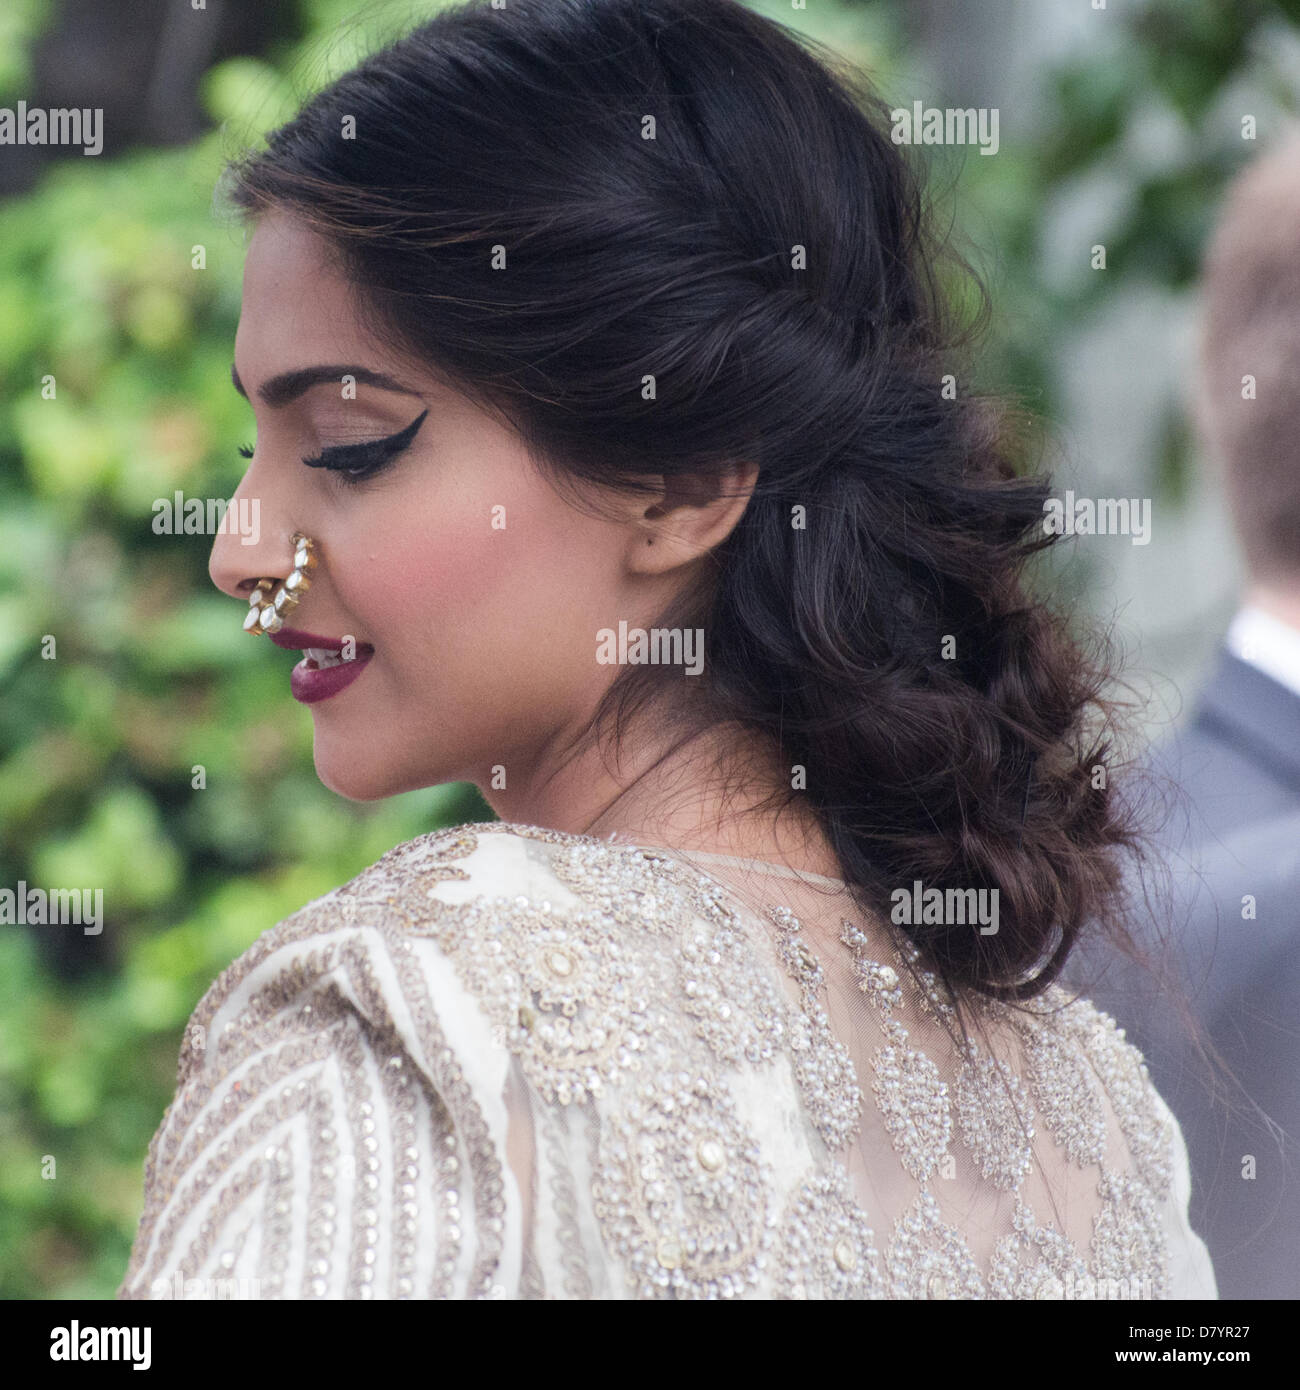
left=118, top=821, right=1216, bottom=1300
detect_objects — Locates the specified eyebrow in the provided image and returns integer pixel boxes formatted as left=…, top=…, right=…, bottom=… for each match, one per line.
left=230, top=362, right=423, bottom=407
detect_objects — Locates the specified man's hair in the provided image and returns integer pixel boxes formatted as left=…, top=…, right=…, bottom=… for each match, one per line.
left=1197, top=129, right=1300, bottom=585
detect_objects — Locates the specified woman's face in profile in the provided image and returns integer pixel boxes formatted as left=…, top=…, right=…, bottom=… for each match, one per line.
left=210, top=211, right=654, bottom=803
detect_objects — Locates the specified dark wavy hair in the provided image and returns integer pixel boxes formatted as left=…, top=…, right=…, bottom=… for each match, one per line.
left=223, top=0, right=1157, bottom=1006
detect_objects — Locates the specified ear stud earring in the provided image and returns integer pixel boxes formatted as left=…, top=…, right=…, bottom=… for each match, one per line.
left=242, top=533, right=318, bottom=636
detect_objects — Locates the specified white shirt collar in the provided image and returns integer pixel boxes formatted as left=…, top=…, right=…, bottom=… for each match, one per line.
left=1224, top=604, right=1300, bottom=700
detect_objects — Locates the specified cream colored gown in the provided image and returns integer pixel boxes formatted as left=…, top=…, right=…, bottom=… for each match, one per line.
left=118, top=821, right=1217, bottom=1300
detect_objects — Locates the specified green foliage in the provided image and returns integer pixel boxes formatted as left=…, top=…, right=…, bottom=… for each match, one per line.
left=935, top=0, right=1298, bottom=618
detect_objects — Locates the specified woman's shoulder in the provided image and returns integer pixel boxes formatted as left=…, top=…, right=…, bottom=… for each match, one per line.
left=309, top=819, right=763, bottom=1103
left=124, top=821, right=1218, bottom=1299
left=198, top=818, right=1192, bottom=1180
left=173, top=820, right=687, bottom=1093
left=121, top=821, right=729, bottom=1298
left=124, top=821, right=576, bottom=1299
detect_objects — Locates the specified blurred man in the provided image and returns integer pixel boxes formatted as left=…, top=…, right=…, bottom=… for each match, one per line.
left=1089, top=134, right=1300, bottom=1300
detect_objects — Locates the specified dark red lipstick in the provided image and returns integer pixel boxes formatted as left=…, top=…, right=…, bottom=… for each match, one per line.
left=270, top=628, right=376, bottom=705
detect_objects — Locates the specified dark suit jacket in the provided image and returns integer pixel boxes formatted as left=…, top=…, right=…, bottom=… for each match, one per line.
left=1083, top=646, right=1300, bottom=1299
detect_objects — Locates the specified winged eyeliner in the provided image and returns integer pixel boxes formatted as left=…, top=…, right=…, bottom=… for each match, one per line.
left=302, top=408, right=429, bottom=474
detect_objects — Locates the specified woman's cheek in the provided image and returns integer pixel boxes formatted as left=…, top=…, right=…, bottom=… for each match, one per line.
left=351, top=506, right=494, bottom=618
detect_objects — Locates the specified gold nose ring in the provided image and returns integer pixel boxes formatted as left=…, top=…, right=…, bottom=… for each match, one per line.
left=242, top=533, right=318, bottom=636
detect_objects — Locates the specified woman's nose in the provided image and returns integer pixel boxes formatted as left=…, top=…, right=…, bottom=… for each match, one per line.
left=208, top=499, right=300, bottom=603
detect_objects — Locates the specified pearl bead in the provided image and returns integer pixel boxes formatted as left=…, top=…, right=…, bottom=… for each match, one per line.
left=696, top=1138, right=724, bottom=1171
left=656, top=1237, right=683, bottom=1269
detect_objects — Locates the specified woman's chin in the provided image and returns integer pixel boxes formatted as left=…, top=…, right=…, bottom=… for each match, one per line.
left=311, top=744, right=397, bottom=802
left=311, top=738, right=445, bottom=803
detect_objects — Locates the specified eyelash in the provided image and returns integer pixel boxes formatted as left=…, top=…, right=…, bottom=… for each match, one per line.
left=237, top=409, right=429, bottom=485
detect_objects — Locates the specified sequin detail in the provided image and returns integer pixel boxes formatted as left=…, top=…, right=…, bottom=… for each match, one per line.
left=954, top=1049, right=1034, bottom=1191
left=767, top=904, right=864, bottom=1152
left=591, top=1070, right=774, bottom=1299
left=1014, top=1013, right=1107, bottom=1168
left=886, top=1191, right=985, bottom=1299
left=774, top=1169, right=886, bottom=1299
left=119, top=820, right=1202, bottom=1301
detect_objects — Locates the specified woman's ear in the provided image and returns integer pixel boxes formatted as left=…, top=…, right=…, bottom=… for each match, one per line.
left=626, top=460, right=760, bottom=576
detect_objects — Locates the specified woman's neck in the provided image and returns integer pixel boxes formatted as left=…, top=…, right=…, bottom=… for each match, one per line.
left=486, top=715, right=845, bottom=884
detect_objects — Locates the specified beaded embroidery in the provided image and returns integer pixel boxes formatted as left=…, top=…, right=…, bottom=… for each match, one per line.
left=118, top=819, right=1203, bottom=1300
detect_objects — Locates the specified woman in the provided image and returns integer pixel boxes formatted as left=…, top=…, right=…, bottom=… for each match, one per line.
left=118, top=0, right=1215, bottom=1299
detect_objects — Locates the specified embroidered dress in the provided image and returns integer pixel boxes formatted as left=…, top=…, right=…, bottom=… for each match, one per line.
left=118, top=821, right=1216, bottom=1300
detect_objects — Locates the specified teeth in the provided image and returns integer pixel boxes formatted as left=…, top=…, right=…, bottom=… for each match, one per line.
left=303, top=646, right=345, bottom=669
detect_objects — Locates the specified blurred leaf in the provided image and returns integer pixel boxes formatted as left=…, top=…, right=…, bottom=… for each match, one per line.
left=32, top=784, right=183, bottom=915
